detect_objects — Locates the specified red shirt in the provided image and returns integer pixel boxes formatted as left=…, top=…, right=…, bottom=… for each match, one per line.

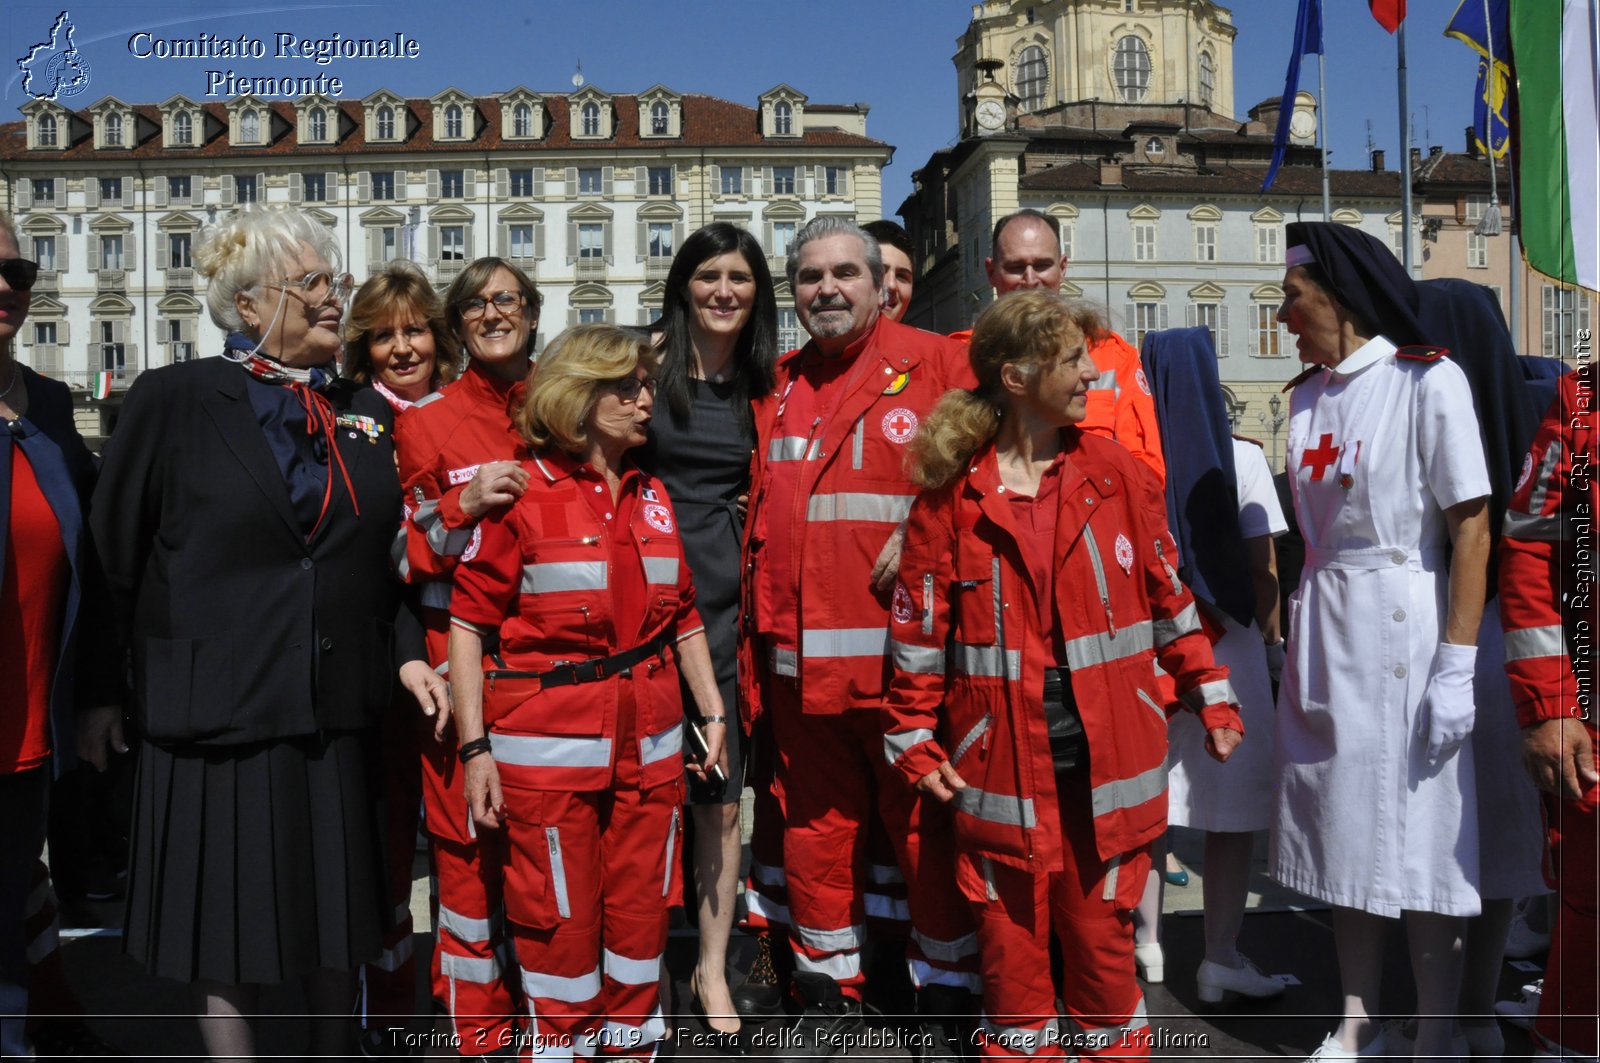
left=1006, top=451, right=1068, bottom=658
left=1, top=450, right=69, bottom=773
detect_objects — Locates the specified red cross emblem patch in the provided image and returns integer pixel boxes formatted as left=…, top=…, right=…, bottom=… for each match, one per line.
left=882, top=407, right=918, bottom=444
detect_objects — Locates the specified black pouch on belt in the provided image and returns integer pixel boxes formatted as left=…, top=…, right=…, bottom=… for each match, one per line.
left=1041, top=666, right=1087, bottom=775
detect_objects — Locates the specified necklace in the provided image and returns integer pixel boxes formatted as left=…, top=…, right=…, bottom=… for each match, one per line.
left=0, top=362, right=19, bottom=404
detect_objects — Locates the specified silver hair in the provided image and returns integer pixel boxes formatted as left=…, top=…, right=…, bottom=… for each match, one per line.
left=785, top=215, right=883, bottom=290
left=194, top=206, right=343, bottom=332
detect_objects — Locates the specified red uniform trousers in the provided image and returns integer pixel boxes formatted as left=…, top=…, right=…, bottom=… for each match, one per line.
left=966, top=770, right=1151, bottom=1062
left=501, top=679, right=682, bottom=1061
left=742, top=712, right=790, bottom=933
left=1536, top=770, right=1599, bottom=1059
left=768, top=675, right=978, bottom=999
left=358, top=699, right=423, bottom=1029
left=423, top=620, right=517, bottom=1054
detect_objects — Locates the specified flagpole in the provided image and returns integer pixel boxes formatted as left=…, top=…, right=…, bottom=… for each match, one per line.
left=1317, top=49, right=1332, bottom=219
left=1398, top=21, right=1415, bottom=274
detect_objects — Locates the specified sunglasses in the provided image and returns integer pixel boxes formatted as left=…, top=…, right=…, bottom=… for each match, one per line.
left=0, top=258, right=40, bottom=292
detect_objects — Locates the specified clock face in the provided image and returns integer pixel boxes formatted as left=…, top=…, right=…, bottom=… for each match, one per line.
left=1290, top=110, right=1315, bottom=139
left=976, top=100, right=1005, bottom=130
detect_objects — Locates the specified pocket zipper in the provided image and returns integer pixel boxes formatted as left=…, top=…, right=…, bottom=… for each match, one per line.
left=546, top=827, right=571, bottom=919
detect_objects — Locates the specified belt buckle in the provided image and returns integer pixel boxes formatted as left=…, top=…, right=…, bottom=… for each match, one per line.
left=617, top=666, right=632, bottom=679
left=585, top=659, right=607, bottom=682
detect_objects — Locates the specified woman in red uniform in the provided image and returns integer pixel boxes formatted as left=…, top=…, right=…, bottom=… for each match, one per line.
left=345, top=260, right=459, bottom=410
left=882, top=291, right=1242, bottom=1060
left=449, top=324, right=727, bottom=1059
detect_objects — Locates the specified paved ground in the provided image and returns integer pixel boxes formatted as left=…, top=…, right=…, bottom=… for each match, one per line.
left=43, top=826, right=1548, bottom=1060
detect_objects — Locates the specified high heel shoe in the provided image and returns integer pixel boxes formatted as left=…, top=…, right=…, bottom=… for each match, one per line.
left=689, top=969, right=742, bottom=1047
left=1162, top=859, right=1190, bottom=888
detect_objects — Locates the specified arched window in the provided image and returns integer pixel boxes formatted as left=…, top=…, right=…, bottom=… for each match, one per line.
left=309, top=108, right=327, bottom=141
left=38, top=114, right=57, bottom=147
left=105, top=113, right=124, bottom=146
left=774, top=100, right=793, bottom=135
left=376, top=105, right=395, bottom=140
left=173, top=111, right=192, bottom=145
left=239, top=108, right=259, bottom=143
left=1114, top=36, right=1151, bottom=103
left=445, top=103, right=463, bottom=138
left=581, top=101, right=600, bottom=136
left=1198, top=51, right=1216, bottom=109
left=1016, top=45, right=1048, bottom=112
left=650, top=101, right=670, bottom=135
left=513, top=102, right=533, bottom=137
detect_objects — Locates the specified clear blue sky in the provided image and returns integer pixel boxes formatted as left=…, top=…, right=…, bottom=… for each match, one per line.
left=4, top=1, right=1484, bottom=215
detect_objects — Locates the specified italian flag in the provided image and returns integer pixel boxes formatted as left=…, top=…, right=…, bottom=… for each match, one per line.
left=1511, top=0, right=1599, bottom=293
left=92, top=372, right=113, bottom=400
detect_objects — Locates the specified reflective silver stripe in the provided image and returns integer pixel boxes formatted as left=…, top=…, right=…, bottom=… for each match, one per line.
left=437, top=904, right=492, bottom=942
left=1091, top=763, right=1168, bottom=817
left=662, top=808, right=678, bottom=898
left=743, top=891, right=790, bottom=926
left=521, top=560, right=608, bottom=594
left=794, top=949, right=860, bottom=981
left=1135, top=687, right=1167, bottom=724
left=865, top=894, right=910, bottom=921
left=769, top=436, right=809, bottom=462
left=805, top=493, right=914, bottom=524
left=1181, top=679, right=1238, bottom=713
left=1155, top=538, right=1182, bottom=595
left=601, top=1008, right=666, bottom=1046
left=1082, top=524, right=1114, bottom=625
left=420, top=581, right=453, bottom=611
left=522, top=964, right=602, bottom=1003
left=954, top=641, right=1021, bottom=680
left=990, top=555, right=1007, bottom=646
left=1503, top=509, right=1566, bottom=541
left=1528, top=439, right=1563, bottom=515
left=1102, top=853, right=1121, bottom=902
left=770, top=646, right=798, bottom=676
left=867, top=862, right=904, bottom=884
left=546, top=827, right=571, bottom=919
left=440, top=952, right=500, bottom=983
left=891, top=638, right=944, bottom=675
left=493, top=733, right=613, bottom=769
left=1153, top=602, right=1201, bottom=647
left=922, top=573, right=935, bottom=636
left=1074, top=998, right=1147, bottom=1048
left=955, top=787, right=1036, bottom=828
left=603, top=948, right=661, bottom=986
left=980, top=1016, right=1059, bottom=1056
left=1505, top=624, right=1568, bottom=661
left=413, top=391, right=445, bottom=409
left=1086, top=368, right=1118, bottom=396
left=416, top=499, right=474, bottom=557
left=884, top=728, right=935, bottom=765
left=909, top=963, right=983, bottom=993
left=643, top=556, right=678, bottom=585
left=1063, top=619, right=1153, bottom=671
left=951, top=715, right=991, bottom=764
left=852, top=416, right=865, bottom=470
left=803, top=627, right=889, bottom=658
left=640, top=724, right=683, bottom=767
left=390, top=527, right=410, bottom=579
left=369, top=934, right=414, bottom=973
left=910, top=928, right=980, bottom=962
left=794, top=922, right=866, bottom=951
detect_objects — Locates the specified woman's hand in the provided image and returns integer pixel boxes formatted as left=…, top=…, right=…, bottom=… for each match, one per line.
left=915, top=761, right=967, bottom=803
left=465, top=754, right=506, bottom=831
left=459, top=460, right=529, bottom=519
left=399, top=660, right=452, bottom=739
left=869, top=522, right=908, bottom=593
left=1205, top=727, right=1242, bottom=763
left=688, top=720, right=728, bottom=782
left=76, top=705, right=128, bottom=772
left=1522, top=717, right=1599, bottom=800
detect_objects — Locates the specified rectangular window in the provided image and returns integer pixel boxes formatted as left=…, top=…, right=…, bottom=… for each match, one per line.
left=32, top=236, right=56, bottom=271
left=824, top=166, right=846, bottom=196
left=720, top=167, right=743, bottom=196
left=99, top=177, right=123, bottom=205
left=578, top=222, right=605, bottom=259
left=31, top=178, right=55, bottom=205
left=34, top=322, right=57, bottom=346
left=1254, top=303, right=1283, bottom=357
left=778, top=307, right=801, bottom=352
left=1467, top=232, right=1488, bottom=269
left=168, top=319, right=195, bottom=362
left=372, top=172, right=396, bottom=200
left=1131, top=302, right=1161, bottom=345
left=99, top=235, right=124, bottom=271
left=167, top=175, right=191, bottom=202
left=440, top=226, right=466, bottom=261
left=510, top=168, right=536, bottom=197
left=377, top=226, right=398, bottom=264
left=509, top=224, right=536, bottom=260
left=1133, top=223, right=1157, bottom=261
left=1194, top=224, right=1217, bottom=262
left=235, top=175, right=257, bottom=204
left=1543, top=285, right=1594, bottom=357
left=647, top=166, right=673, bottom=196
left=100, top=321, right=126, bottom=375
left=772, top=166, right=796, bottom=195
left=578, top=308, right=607, bottom=324
left=647, top=222, right=675, bottom=259
left=168, top=232, right=192, bottom=268
left=771, top=221, right=796, bottom=258
left=1465, top=194, right=1490, bottom=222
left=1487, top=284, right=1504, bottom=311
left=302, top=173, right=326, bottom=202
left=578, top=167, right=603, bottom=194
left=1256, top=225, right=1279, bottom=264
left=1194, top=303, right=1221, bottom=352
left=441, top=170, right=464, bottom=198
left=1059, top=224, right=1074, bottom=262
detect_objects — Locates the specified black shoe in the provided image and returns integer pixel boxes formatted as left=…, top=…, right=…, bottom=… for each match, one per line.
left=731, top=931, right=787, bottom=1019
left=779, top=971, right=864, bottom=1059
left=914, top=984, right=975, bottom=1063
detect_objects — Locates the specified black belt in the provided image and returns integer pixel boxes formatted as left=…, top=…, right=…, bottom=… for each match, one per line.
left=1042, top=666, right=1087, bottom=776
left=488, top=631, right=674, bottom=690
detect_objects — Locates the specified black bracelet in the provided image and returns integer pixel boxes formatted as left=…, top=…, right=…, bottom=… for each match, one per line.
left=458, top=737, right=493, bottom=764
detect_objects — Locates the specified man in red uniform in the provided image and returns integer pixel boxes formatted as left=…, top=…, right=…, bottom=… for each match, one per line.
left=392, top=259, right=540, bottom=1055
left=951, top=210, right=1164, bottom=482
left=743, top=216, right=978, bottom=1054
left=1499, top=363, right=1600, bottom=1061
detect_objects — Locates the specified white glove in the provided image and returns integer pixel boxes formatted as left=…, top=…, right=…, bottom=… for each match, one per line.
left=1263, top=639, right=1286, bottom=686
left=1419, top=642, right=1478, bottom=765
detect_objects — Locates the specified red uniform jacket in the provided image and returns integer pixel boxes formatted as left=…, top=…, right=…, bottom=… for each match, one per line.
left=739, top=315, right=975, bottom=722
left=882, top=433, right=1241, bottom=868
left=452, top=450, right=704, bottom=793
left=1501, top=364, right=1598, bottom=732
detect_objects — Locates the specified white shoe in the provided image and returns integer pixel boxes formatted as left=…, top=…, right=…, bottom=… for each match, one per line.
left=1305, top=1029, right=1388, bottom=1061
left=1494, top=978, right=1543, bottom=1032
left=1503, top=907, right=1552, bottom=959
left=1196, top=955, right=1287, bottom=1004
left=1133, top=942, right=1164, bottom=984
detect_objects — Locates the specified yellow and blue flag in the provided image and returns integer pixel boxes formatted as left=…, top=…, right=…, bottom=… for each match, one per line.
left=1446, top=0, right=1511, bottom=158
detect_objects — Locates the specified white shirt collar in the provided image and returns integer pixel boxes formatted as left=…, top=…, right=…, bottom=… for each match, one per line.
left=1330, top=334, right=1397, bottom=377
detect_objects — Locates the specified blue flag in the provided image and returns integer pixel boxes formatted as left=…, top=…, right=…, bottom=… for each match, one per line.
left=1262, top=0, right=1324, bottom=193
left=1445, top=0, right=1511, bottom=158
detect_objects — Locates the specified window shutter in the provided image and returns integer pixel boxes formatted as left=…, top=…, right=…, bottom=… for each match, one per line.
left=636, top=218, right=648, bottom=261
left=763, top=166, right=774, bottom=194
left=1218, top=306, right=1230, bottom=356
left=463, top=228, right=473, bottom=260
left=192, top=174, right=205, bottom=204
left=156, top=235, right=169, bottom=269
left=464, top=170, right=477, bottom=199
left=532, top=169, right=545, bottom=197
left=1183, top=304, right=1195, bottom=328
left=568, top=306, right=579, bottom=327
left=634, top=165, right=646, bottom=190
left=126, top=340, right=138, bottom=367
left=289, top=173, right=303, bottom=203
left=220, top=175, right=235, bottom=206
left=367, top=227, right=381, bottom=263
left=496, top=168, right=509, bottom=198
left=674, top=220, right=685, bottom=251
left=426, top=169, right=440, bottom=199
left=124, top=231, right=137, bottom=262
left=602, top=166, right=614, bottom=196
left=1124, top=304, right=1136, bottom=337
left=1247, top=311, right=1258, bottom=356
left=256, top=173, right=266, bottom=200
left=603, top=221, right=613, bottom=261
left=84, top=178, right=100, bottom=208
left=741, top=166, right=752, bottom=194
left=58, top=319, right=70, bottom=345
left=567, top=220, right=578, bottom=263
left=357, top=172, right=371, bottom=202
left=496, top=223, right=509, bottom=257
left=15, top=183, right=31, bottom=210
left=565, top=166, right=577, bottom=191
left=111, top=319, right=125, bottom=344
left=56, top=239, right=68, bottom=272
left=426, top=226, right=439, bottom=262
left=151, top=179, right=167, bottom=207
left=1159, top=304, right=1169, bottom=330
left=534, top=221, right=545, bottom=260
left=394, top=171, right=405, bottom=197
left=326, top=173, right=338, bottom=203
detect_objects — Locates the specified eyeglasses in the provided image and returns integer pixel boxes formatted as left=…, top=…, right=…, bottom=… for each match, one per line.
left=0, top=258, right=41, bottom=292
left=460, top=291, right=525, bottom=319
left=271, top=271, right=354, bottom=306
left=610, top=375, right=659, bottom=402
